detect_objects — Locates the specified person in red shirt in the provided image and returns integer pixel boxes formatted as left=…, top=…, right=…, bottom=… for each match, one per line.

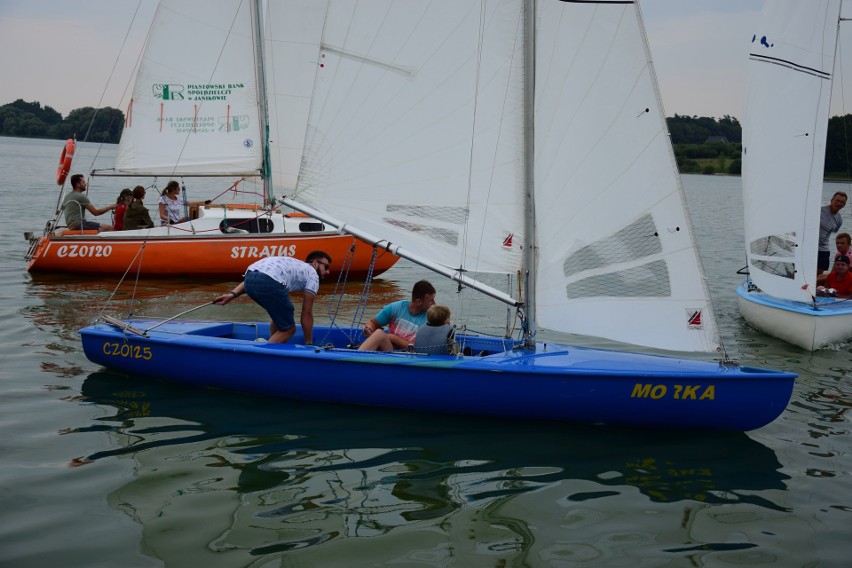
left=113, top=188, right=132, bottom=231
left=817, top=254, right=852, bottom=297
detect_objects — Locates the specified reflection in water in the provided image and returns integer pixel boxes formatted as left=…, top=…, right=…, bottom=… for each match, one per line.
left=74, top=371, right=790, bottom=566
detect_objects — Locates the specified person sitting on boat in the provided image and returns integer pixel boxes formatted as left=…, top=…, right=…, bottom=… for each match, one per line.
left=113, top=188, right=133, bottom=231
left=358, top=280, right=436, bottom=352
left=158, top=180, right=207, bottom=225
left=414, top=305, right=459, bottom=355
left=211, top=251, right=332, bottom=345
left=816, top=254, right=852, bottom=297
left=833, top=232, right=851, bottom=266
left=818, top=191, right=847, bottom=277
left=61, top=174, right=116, bottom=232
left=122, top=186, right=155, bottom=230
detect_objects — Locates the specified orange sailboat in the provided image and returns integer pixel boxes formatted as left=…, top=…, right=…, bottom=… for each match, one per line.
left=25, top=2, right=398, bottom=279
left=25, top=187, right=398, bottom=279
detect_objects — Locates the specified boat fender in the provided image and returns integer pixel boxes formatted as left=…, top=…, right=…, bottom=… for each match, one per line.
left=56, top=139, right=75, bottom=186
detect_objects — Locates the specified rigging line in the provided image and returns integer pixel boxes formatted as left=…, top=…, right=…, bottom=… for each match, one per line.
left=143, top=302, right=217, bottom=334
left=95, top=240, right=148, bottom=320
left=83, top=0, right=148, bottom=167
left=351, top=248, right=377, bottom=330
left=461, top=0, right=487, bottom=273
left=320, top=242, right=357, bottom=345
left=473, top=5, right=523, bottom=274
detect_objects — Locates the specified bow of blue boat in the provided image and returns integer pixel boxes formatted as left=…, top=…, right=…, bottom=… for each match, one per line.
left=79, top=319, right=796, bottom=431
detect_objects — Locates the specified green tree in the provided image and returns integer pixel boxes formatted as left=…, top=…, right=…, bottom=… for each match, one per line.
left=63, top=106, right=124, bottom=143
left=825, top=114, right=852, bottom=176
left=0, top=100, right=124, bottom=142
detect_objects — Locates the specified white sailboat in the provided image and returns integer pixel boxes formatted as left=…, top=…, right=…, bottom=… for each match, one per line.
left=81, top=0, right=796, bottom=430
left=24, top=0, right=398, bottom=279
left=737, top=0, right=852, bottom=350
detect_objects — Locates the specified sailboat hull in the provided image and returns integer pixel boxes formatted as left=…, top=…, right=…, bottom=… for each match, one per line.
left=737, top=281, right=852, bottom=350
left=26, top=206, right=398, bottom=278
left=80, top=319, right=796, bottom=431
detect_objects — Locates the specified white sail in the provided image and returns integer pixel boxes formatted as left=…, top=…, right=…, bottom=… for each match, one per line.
left=109, top=0, right=264, bottom=177
left=283, top=0, right=719, bottom=352
left=265, top=0, right=328, bottom=191
left=285, top=0, right=526, bottom=275
left=533, top=1, right=718, bottom=352
left=742, top=0, right=841, bottom=302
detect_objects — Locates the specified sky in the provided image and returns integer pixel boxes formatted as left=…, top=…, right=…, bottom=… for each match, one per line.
left=0, top=0, right=764, bottom=120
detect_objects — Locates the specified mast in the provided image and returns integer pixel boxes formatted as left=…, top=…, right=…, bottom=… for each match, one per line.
left=522, top=0, right=537, bottom=349
left=250, top=0, right=273, bottom=205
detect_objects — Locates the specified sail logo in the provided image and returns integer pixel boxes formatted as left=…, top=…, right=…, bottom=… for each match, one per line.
left=502, top=233, right=513, bottom=248
left=686, top=309, right=703, bottom=329
left=218, top=115, right=250, bottom=132
left=153, top=84, right=185, bottom=100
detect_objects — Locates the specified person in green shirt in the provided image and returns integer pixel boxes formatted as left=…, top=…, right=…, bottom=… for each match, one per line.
left=62, top=174, right=116, bottom=231
left=122, top=186, right=155, bottom=230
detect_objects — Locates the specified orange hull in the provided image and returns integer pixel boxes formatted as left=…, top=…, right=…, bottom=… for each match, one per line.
left=26, top=233, right=399, bottom=279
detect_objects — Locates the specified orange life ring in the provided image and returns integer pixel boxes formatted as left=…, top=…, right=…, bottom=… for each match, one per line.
left=56, top=139, right=75, bottom=186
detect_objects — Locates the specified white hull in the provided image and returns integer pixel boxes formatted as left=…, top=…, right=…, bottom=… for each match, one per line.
left=737, top=282, right=852, bottom=350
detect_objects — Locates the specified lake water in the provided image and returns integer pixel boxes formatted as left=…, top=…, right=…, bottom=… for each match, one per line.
left=1, top=136, right=850, bottom=567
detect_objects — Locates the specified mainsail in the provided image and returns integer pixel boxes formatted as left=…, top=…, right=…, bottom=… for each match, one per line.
left=105, top=0, right=264, bottom=177
left=282, top=0, right=719, bottom=352
left=742, top=0, right=841, bottom=302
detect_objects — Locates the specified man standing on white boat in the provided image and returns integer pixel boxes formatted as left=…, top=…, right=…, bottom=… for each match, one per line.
left=62, top=174, right=116, bottom=232
left=818, top=191, right=847, bottom=277
left=212, top=251, right=332, bottom=345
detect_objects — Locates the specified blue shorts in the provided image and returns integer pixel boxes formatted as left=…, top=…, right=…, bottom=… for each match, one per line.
left=244, top=270, right=295, bottom=331
left=68, top=220, right=101, bottom=231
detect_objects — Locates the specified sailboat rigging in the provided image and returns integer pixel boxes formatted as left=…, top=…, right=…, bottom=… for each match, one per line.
left=24, top=0, right=398, bottom=279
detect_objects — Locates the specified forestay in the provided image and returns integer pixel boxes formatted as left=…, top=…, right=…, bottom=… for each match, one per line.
left=742, top=0, right=841, bottom=302
left=107, top=0, right=264, bottom=177
left=281, top=0, right=719, bottom=352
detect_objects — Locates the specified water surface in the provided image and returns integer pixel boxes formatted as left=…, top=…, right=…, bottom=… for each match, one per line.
left=1, top=137, right=850, bottom=567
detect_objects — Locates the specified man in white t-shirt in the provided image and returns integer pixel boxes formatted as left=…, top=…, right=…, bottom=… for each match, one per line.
left=358, top=280, right=437, bottom=352
left=213, top=250, right=332, bottom=344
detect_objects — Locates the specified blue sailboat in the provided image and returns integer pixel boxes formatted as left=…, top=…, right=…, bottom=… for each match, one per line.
left=80, top=0, right=796, bottom=430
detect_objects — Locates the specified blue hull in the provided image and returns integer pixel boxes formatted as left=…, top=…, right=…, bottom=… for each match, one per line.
left=79, top=319, right=797, bottom=431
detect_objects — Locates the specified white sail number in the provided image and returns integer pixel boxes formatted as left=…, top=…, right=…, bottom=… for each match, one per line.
left=56, top=244, right=113, bottom=258
left=230, top=245, right=296, bottom=259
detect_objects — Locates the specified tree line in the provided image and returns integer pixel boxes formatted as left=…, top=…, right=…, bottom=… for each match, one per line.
left=3, top=99, right=852, bottom=177
left=0, top=99, right=123, bottom=143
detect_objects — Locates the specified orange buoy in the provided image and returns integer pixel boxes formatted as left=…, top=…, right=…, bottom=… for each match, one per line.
left=56, top=139, right=76, bottom=185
